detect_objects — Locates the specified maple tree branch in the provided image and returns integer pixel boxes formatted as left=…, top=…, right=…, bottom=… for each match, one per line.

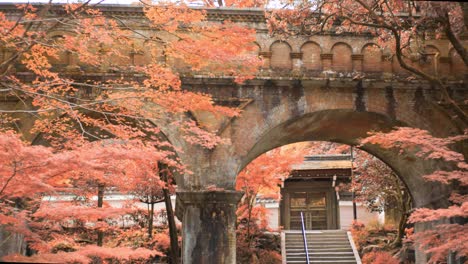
left=443, top=12, right=468, bottom=66
left=0, top=162, right=18, bottom=197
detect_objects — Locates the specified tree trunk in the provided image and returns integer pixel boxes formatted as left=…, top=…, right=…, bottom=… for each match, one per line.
left=149, top=202, right=154, bottom=239
left=391, top=190, right=411, bottom=248
left=246, top=195, right=254, bottom=248
left=160, top=166, right=179, bottom=264
left=97, top=184, right=104, bottom=247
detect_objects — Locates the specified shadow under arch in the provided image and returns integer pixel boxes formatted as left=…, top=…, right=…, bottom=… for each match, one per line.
left=235, top=109, right=451, bottom=209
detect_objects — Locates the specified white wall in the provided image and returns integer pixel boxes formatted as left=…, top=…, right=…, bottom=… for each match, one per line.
left=259, top=201, right=383, bottom=230
left=339, top=201, right=383, bottom=230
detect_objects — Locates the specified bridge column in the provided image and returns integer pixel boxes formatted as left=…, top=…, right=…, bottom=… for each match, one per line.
left=382, top=54, right=393, bottom=78
left=177, top=190, right=243, bottom=264
left=290, top=52, right=303, bottom=72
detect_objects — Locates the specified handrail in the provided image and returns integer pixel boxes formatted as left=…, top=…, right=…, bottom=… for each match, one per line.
left=300, top=211, right=310, bottom=264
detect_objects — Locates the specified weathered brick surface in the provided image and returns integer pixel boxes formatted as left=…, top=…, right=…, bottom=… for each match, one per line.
left=331, top=43, right=353, bottom=72
left=270, top=41, right=292, bottom=69
left=362, top=44, right=382, bottom=72
left=301, top=42, right=322, bottom=71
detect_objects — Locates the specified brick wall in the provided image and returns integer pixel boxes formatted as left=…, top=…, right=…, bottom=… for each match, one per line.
left=301, top=42, right=321, bottom=71
left=362, top=44, right=382, bottom=72
left=270, top=41, right=292, bottom=69
left=332, top=43, right=353, bottom=72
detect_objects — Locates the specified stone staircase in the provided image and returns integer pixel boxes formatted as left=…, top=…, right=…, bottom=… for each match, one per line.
left=281, top=230, right=362, bottom=264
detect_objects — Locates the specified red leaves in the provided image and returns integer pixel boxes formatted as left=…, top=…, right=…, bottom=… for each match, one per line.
left=3, top=245, right=161, bottom=264
left=1, top=1, right=259, bottom=153
left=409, top=204, right=468, bottom=223
left=361, top=127, right=467, bottom=261
left=362, top=127, right=466, bottom=163
left=410, top=224, right=468, bottom=264
left=362, top=251, right=399, bottom=264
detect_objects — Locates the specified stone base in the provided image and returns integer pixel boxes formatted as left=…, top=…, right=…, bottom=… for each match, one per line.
left=177, top=190, right=243, bottom=264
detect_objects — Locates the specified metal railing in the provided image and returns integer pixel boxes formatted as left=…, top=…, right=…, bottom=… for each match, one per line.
left=300, top=211, right=310, bottom=264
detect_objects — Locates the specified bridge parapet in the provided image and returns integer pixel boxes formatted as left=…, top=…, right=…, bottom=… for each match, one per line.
left=0, top=4, right=466, bottom=80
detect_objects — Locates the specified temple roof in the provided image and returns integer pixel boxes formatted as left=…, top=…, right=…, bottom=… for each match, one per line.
left=291, top=154, right=354, bottom=171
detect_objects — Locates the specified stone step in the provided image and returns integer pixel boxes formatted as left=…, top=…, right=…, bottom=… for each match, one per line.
left=286, top=249, right=353, bottom=252
left=286, top=259, right=356, bottom=264
left=286, top=239, right=350, bottom=243
left=282, top=230, right=360, bottom=264
left=287, top=256, right=356, bottom=260
left=286, top=237, right=349, bottom=240
left=286, top=243, right=352, bottom=247
left=286, top=245, right=353, bottom=249
left=286, top=244, right=351, bottom=247
left=286, top=234, right=348, bottom=236
left=287, top=251, right=354, bottom=257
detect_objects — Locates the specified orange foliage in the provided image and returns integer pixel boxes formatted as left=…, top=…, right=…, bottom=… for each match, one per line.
left=3, top=245, right=160, bottom=264
left=0, top=2, right=261, bottom=261
left=362, top=127, right=468, bottom=263
left=0, top=1, right=260, bottom=150
left=362, top=251, right=399, bottom=264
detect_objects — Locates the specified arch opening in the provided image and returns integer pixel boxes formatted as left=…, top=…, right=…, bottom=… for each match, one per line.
left=233, top=109, right=450, bottom=209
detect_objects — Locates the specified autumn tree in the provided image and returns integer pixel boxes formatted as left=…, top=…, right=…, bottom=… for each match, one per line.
left=362, top=127, right=467, bottom=263
left=352, top=152, right=411, bottom=247
left=267, top=0, right=467, bottom=123
left=0, top=1, right=259, bottom=147
left=235, top=144, right=305, bottom=263
left=0, top=132, right=170, bottom=262
left=0, top=1, right=259, bottom=262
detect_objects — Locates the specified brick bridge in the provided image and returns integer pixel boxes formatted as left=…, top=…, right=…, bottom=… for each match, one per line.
left=1, top=5, right=467, bottom=264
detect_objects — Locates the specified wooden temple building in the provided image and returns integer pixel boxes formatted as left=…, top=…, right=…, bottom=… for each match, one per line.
left=279, top=154, right=355, bottom=230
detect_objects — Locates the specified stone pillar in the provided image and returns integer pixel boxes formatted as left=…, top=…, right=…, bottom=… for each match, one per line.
left=351, top=54, right=363, bottom=72
left=290, top=52, right=303, bottom=72
left=177, top=190, right=243, bottom=264
left=381, top=54, right=393, bottom=79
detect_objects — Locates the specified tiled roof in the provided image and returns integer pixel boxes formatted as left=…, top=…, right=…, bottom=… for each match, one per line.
left=292, top=155, right=354, bottom=170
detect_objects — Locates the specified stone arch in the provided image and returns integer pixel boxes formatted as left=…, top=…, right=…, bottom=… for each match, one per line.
left=270, top=41, right=292, bottom=69
left=234, top=109, right=451, bottom=210
left=252, top=41, right=261, bottom=53
left=449, top=48, right=466, bottom=77
left=331, top=42, right=352, bottom=72
left=362, top=43, right=382, bottom=72
left=300, top=41, right=322, bottom=71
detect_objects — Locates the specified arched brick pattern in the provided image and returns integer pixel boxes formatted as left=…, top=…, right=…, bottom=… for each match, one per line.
left=332, top=43, right=352, bottom=72
left=362, top=44, right=382, bottom=72
left=301, top=42, right=321, bottom=71
left=251, top=42, right=261, bottom=55
left=270, top=41, right=292, bottom=69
